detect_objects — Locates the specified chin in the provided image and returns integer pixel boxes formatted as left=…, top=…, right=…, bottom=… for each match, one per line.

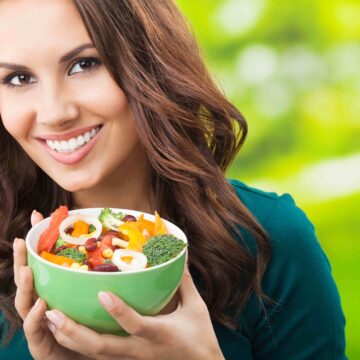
left=55, top=175, right=99, bottom=193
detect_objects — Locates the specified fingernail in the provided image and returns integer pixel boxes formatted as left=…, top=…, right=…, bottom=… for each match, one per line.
left=98, top=291, right=115, bottom=309
left=32, top=209, right=37, bottom=215
left=45, top=310, right=64, bottom=328
left=34, top=298, right=41, bottom=309
left=47, top=321, right=56, bottom=333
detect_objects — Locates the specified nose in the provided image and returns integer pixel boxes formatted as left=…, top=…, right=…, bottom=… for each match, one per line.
left=36, top=82, right=79, bottom=127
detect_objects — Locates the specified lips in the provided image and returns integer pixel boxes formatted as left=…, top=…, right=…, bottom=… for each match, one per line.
left=37, top=124, right=104, bottom=165
left=36, top=124, right=102, bottom=141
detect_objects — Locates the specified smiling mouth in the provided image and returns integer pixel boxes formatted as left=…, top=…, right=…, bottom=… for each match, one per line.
left=42, top=125, right=103, bottom=153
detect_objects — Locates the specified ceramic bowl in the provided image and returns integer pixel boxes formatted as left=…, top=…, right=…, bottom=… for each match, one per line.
left=26, top=208, right=187, bottom=334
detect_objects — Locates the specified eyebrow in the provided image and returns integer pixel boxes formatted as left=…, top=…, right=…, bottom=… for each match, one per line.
left=0, top=43, right=95, bottom=71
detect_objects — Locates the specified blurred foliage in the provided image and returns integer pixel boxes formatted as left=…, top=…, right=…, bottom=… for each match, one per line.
left=177, top=0, right=360, bottom=357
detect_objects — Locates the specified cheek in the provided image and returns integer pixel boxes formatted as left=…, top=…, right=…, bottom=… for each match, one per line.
left=0, top=96, right=32, bottom=140
left=78, top=75, right=139, bottom=145
left=75, top=72, right=130, bottom=120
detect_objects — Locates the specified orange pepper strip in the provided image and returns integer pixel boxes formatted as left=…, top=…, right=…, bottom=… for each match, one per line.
left=154, top=211, right=167, bottom=235
left=138, top=214, right=155, bottom=237
left=71, top=220, right=89, bottom=238
left=40, top=251, right=75, bottom=267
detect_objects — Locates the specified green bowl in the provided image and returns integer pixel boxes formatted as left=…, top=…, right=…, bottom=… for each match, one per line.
left=26, top=208, right=187, bottom=335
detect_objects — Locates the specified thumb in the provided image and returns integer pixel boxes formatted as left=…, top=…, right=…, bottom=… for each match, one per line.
left=31, top=210, right=44, bottom=227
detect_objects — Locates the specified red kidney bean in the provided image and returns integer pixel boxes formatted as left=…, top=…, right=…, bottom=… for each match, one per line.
left=99, top=231, right=119, bottom=240
left=65, top=226, right=74, bottom=235
left=123, top=215, right=136, bottom=222
left=92, top=264, right=119, bottom=272
left=85, top=237, right=98, bottom=252
left=54, top=245, right=68, bottom=253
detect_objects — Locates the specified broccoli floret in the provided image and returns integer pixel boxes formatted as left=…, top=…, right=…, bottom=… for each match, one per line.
left=143, top=234, right=186, bottom=267
left=98, top=208, right=125, bottom=231
left=53, top=236, right=66, bottom=250
left=58, top=248, right=86, bottom=264
left=89, top=224, right=96, bottom=233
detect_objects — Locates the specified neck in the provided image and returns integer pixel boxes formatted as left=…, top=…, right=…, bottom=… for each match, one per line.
left=72, top=144, right=155, bottom=214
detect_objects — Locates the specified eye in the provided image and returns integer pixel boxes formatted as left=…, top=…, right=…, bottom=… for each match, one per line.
left=2, top=73, right=37, bottom=87
left=68, top=57, right=101, bottom=75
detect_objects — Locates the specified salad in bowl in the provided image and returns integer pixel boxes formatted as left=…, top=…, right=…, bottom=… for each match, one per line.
left=35, top=205, right=186, bottom=272
left=26, top=206, right=188, bottom=334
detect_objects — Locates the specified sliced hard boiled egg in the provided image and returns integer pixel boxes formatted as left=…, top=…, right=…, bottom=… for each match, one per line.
left=112, top=249, right=147, bottom=271
left=59, top=214, right=102, bottom=245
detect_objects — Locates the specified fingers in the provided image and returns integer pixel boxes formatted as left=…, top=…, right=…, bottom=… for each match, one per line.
left=98, top=292, right=154, bottom=337
left=23, top=298, right=47, bottom=345
left=13, top=238, right=27, bottom=287
left=45, top=309, right=135, bottom=358
left=14, top=266, right=35, bottom=320
left=31, top=210, right=44, bottom=227
left=13, top=210, right=43, bottom=286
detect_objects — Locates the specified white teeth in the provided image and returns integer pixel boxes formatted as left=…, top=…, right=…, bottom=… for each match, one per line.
left=77, top=135, right=85, bottom=146
left=46, top=126, right=100, bottom=153
left=60, top=140, right=69, bottom=150
left=69, top=138, right=78, bottom=149
left=84, top=132, right=91, bottom=143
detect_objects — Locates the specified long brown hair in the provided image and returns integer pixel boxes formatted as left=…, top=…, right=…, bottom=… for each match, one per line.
left=0, top=0, right=271, bottom=346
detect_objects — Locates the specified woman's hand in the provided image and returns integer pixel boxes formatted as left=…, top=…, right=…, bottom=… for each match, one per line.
left=13, top=210, right=88, bottom=360
left=45, top=265, right=225, bottom=360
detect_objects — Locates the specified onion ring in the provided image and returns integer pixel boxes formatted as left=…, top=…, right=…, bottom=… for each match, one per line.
left=112, top=249, right=147, bottom=271
left=59, top=215, right=102, bottom=245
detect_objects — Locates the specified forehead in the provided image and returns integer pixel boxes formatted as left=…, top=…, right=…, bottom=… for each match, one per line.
left=0, top=0, right=91, bottom=60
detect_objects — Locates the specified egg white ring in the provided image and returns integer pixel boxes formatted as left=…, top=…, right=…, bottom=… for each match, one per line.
left=112, top=249, right=147, bottom=271
left=59, top=215, right=102, bottom=245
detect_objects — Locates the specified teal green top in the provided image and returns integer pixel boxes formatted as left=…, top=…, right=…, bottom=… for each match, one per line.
left=0, top=179, right=346, bottom=359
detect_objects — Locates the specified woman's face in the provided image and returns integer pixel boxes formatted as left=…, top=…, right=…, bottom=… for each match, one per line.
left=0, top=0, right=142, bottom=192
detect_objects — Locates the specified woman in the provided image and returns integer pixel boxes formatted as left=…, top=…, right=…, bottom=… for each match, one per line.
left=0, top=0, right=346, bottom=359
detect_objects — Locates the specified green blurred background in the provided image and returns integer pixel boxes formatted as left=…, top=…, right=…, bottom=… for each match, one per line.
left=177, top=0, right=359, bottom=357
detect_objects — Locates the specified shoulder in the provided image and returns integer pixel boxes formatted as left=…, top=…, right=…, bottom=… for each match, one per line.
left=228, top=178, right=310, bottom=223
left=228, top=178, right=333, bottom=291
left=227, top=178, right=347, bottom=359
left=228, top=178, right=319, bottom=254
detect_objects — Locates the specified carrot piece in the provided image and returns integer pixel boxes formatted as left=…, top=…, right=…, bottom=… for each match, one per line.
left=40, top=251, right=75, bottom=267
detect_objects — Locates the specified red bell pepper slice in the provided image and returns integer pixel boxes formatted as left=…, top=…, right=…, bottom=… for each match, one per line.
left=88, top=246, right=105, bottom=268
left=37, top=206, right=68, bottom=253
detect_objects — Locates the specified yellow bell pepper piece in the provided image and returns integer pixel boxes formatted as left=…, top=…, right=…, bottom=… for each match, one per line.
left=119, top=223, right=147, bottom=252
